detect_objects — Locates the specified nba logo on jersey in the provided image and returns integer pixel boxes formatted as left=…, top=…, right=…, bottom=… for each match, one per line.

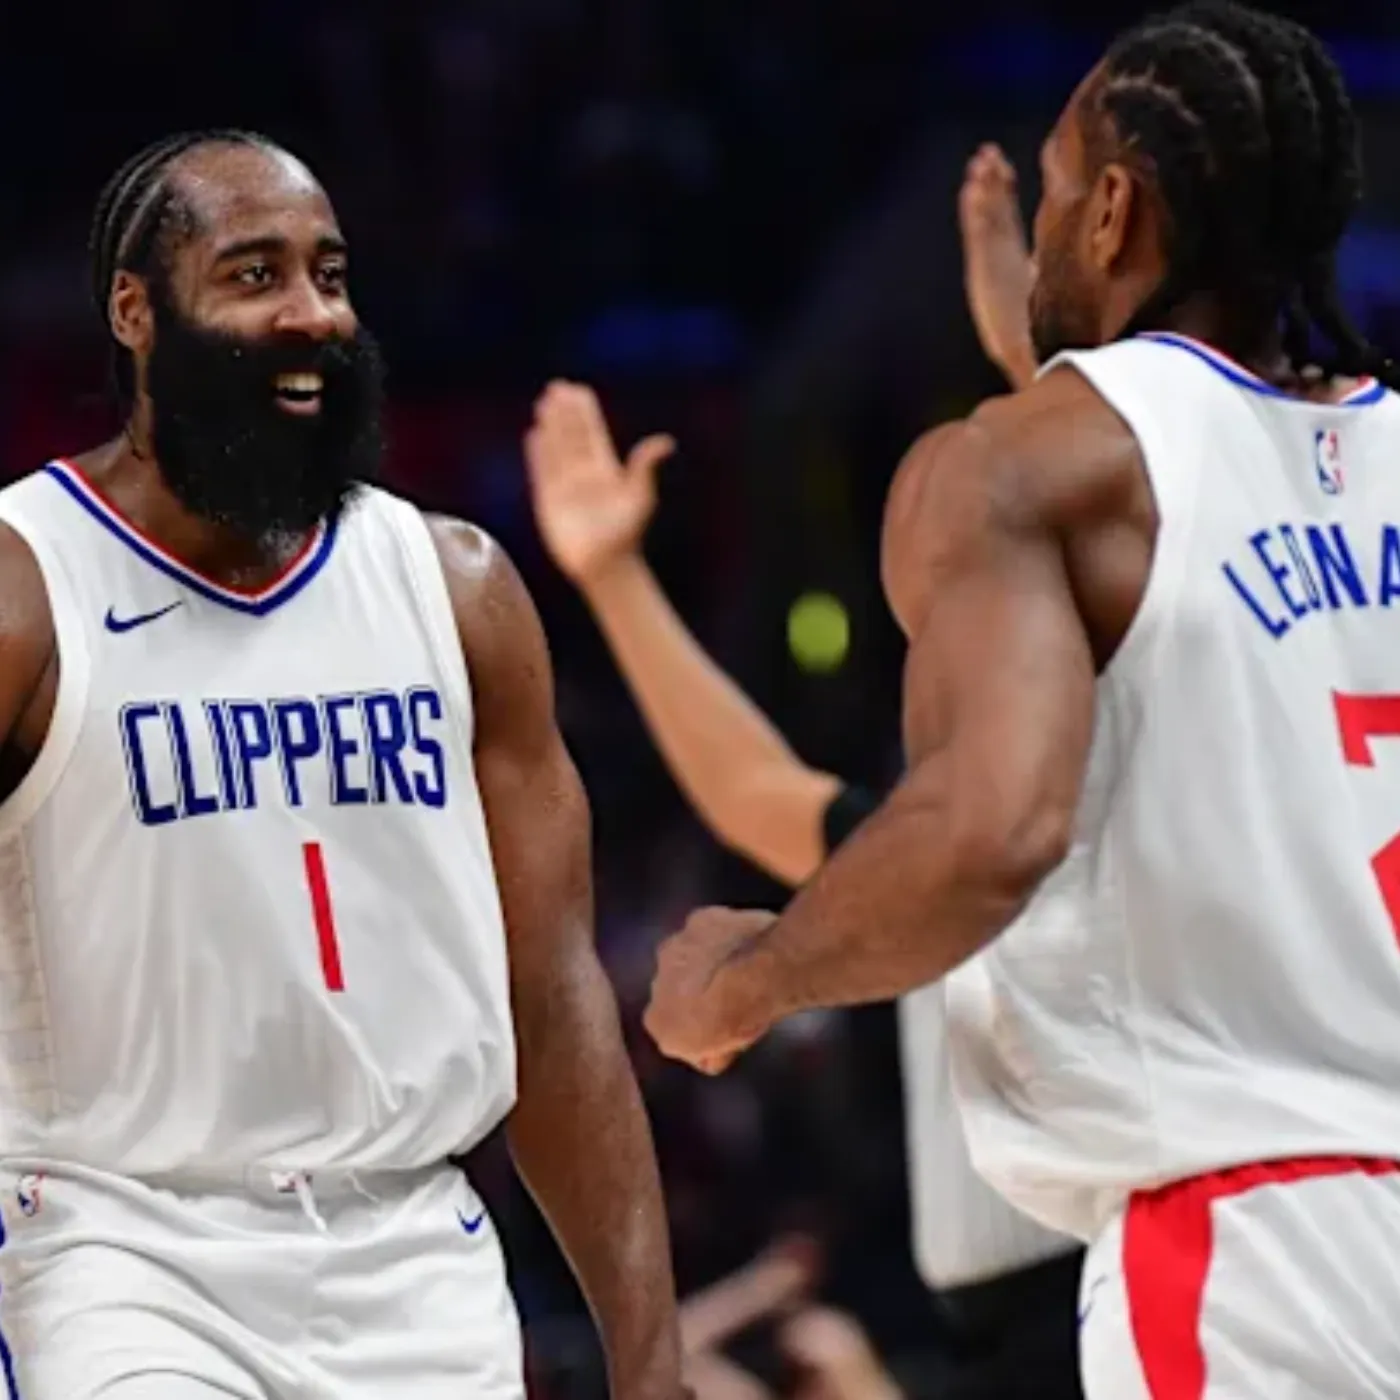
left=16, top=1172, right=44, bottom=1217
left=1315, top=428, right=1345, bottom=495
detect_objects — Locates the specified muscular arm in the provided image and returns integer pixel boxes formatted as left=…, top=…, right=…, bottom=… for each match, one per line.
left=432, top=520, right=682, bottom=1400
left=709, top=402, right=1099, bottom=1034
left=582, top=557, right=840, bottom=886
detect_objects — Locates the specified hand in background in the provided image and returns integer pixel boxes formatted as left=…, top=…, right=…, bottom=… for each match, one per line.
left=525, top=380, right=676, bottom=590
left=959, top=143, right=1038, bottom=391
left=781, top=1307, right=903, bottom=1400
left=680, top=1234, right=823, bottom=1357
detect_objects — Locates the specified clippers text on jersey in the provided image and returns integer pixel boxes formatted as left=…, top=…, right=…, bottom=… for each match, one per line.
left=119, top=685, right=448, bottom=825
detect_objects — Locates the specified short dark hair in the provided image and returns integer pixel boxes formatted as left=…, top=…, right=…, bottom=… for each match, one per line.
left=1091, top=2, right=1400, bottom=389
left=89, top=129, right=279, bottom=410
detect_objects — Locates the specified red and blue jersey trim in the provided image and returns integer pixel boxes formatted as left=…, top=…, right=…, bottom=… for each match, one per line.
left=44, top=459, right=338, bottom=617
left=1138, top=331, right=1387, bottom=406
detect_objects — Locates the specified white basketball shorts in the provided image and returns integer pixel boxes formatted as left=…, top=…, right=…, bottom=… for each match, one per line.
left=0, top=1160, right=524, bottom=1399
left=1077, top=1155, right=1400, bottom=1399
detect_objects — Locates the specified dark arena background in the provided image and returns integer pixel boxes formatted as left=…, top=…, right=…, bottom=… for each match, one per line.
left=4, top=3, right=1398, bottom=1397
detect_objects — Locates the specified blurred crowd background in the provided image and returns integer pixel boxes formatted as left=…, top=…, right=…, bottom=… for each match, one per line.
left=6, top=2, right=1400, bottom=1395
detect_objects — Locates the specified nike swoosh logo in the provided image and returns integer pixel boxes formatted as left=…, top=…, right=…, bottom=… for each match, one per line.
left=104, top=601, right=183, bottom=634
left=457, top=1208, right=487, bottom=1236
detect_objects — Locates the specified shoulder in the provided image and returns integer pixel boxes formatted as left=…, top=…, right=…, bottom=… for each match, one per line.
left=0, top=518, right=57, bottom=741
left=425, top=513, right=501, bottom=594
left=0, top=463, right=106, bottom=672
left=424, top=514, right=554, bottom=722
left=424, top=513, right=538, bottom=630
left=881, top=370, right=1142, bottom=629
left=891, top=370, right=1131, bottom=518
left=0, top=518, right=55, bottom=643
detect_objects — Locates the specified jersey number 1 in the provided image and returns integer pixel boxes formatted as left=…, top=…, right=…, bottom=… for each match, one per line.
left=302, top=842, right=346, bottom=992
left=1333, top=692, right=1400, bottom=947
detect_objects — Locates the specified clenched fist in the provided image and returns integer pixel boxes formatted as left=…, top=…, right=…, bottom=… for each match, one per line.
left=644, top=907, right=778, bottom=1074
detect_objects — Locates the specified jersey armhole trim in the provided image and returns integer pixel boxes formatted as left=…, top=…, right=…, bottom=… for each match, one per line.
left=0, top=512, right=91, bottom=836
left=1051, top=355, right=1190, bottom=1183
left=377, top=495, right=477, bottom=758
left=1055, top=359, right=1203, bottom=693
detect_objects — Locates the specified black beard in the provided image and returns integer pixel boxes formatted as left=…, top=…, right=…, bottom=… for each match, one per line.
left=144, top=296, right=386, bottom=544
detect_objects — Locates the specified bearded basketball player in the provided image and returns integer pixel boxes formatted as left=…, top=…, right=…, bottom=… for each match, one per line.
left=0, top=131, right=685, bottom=1400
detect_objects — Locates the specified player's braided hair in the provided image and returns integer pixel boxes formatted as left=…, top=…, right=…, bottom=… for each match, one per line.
left=1093, top=1, right=1400, bottom=389
left=89, top=129, right=277, bottom=410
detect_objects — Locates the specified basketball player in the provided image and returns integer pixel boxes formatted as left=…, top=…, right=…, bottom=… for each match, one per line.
left=645, top=4, right=1400, bottom=1395
left=0, top=131, right=686, bottom=1400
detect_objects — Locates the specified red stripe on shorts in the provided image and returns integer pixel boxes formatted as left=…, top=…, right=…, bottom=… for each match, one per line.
left=1123, top=1155, right=1400, bottom=1400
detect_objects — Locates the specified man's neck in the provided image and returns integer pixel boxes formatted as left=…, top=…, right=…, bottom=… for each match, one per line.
left=71, top=435, right=315, bottom=590
left=1154, top=300, right=1288, bottom=383
left=1156, top=299, right=1368, bottom=404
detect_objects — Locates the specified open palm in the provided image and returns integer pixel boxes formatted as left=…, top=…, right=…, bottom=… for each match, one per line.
left=524, top=381, right=676, bottom=587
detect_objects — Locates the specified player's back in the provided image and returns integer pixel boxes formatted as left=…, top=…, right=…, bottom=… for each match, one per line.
left=0, top=463, right=516, bottom=1180
left=946, top=333, right=1400, bottom=1240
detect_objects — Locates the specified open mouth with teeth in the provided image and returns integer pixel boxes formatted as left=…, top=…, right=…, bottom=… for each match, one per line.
left=273, top=372, right=324, bottom=414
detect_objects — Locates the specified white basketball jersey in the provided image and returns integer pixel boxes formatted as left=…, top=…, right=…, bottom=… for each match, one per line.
left=0, top=462, right=516, bottom=1178
left=898, top=982, right=1075, bottom=1289
left=947, top=334, right=1400, bottom=1242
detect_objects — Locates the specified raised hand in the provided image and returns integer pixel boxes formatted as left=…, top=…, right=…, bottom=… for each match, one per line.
left=959, top=143, right=1038, bottom=390
left=524, top=380, right=676, bottom=589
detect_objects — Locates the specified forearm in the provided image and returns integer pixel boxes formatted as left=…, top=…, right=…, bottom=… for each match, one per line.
left=717, top=767, right=1057, bottom=1037
left=508, top=959, right=682, bottom=1399
left=716, top=419, right=1084, bottom=1029
left=445, top=524, right=682, bottom=1395
left=583, top=554, right=835, bottom=882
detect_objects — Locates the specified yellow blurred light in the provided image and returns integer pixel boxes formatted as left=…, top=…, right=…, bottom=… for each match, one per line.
left=787, top=592, right=850, bottom=673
